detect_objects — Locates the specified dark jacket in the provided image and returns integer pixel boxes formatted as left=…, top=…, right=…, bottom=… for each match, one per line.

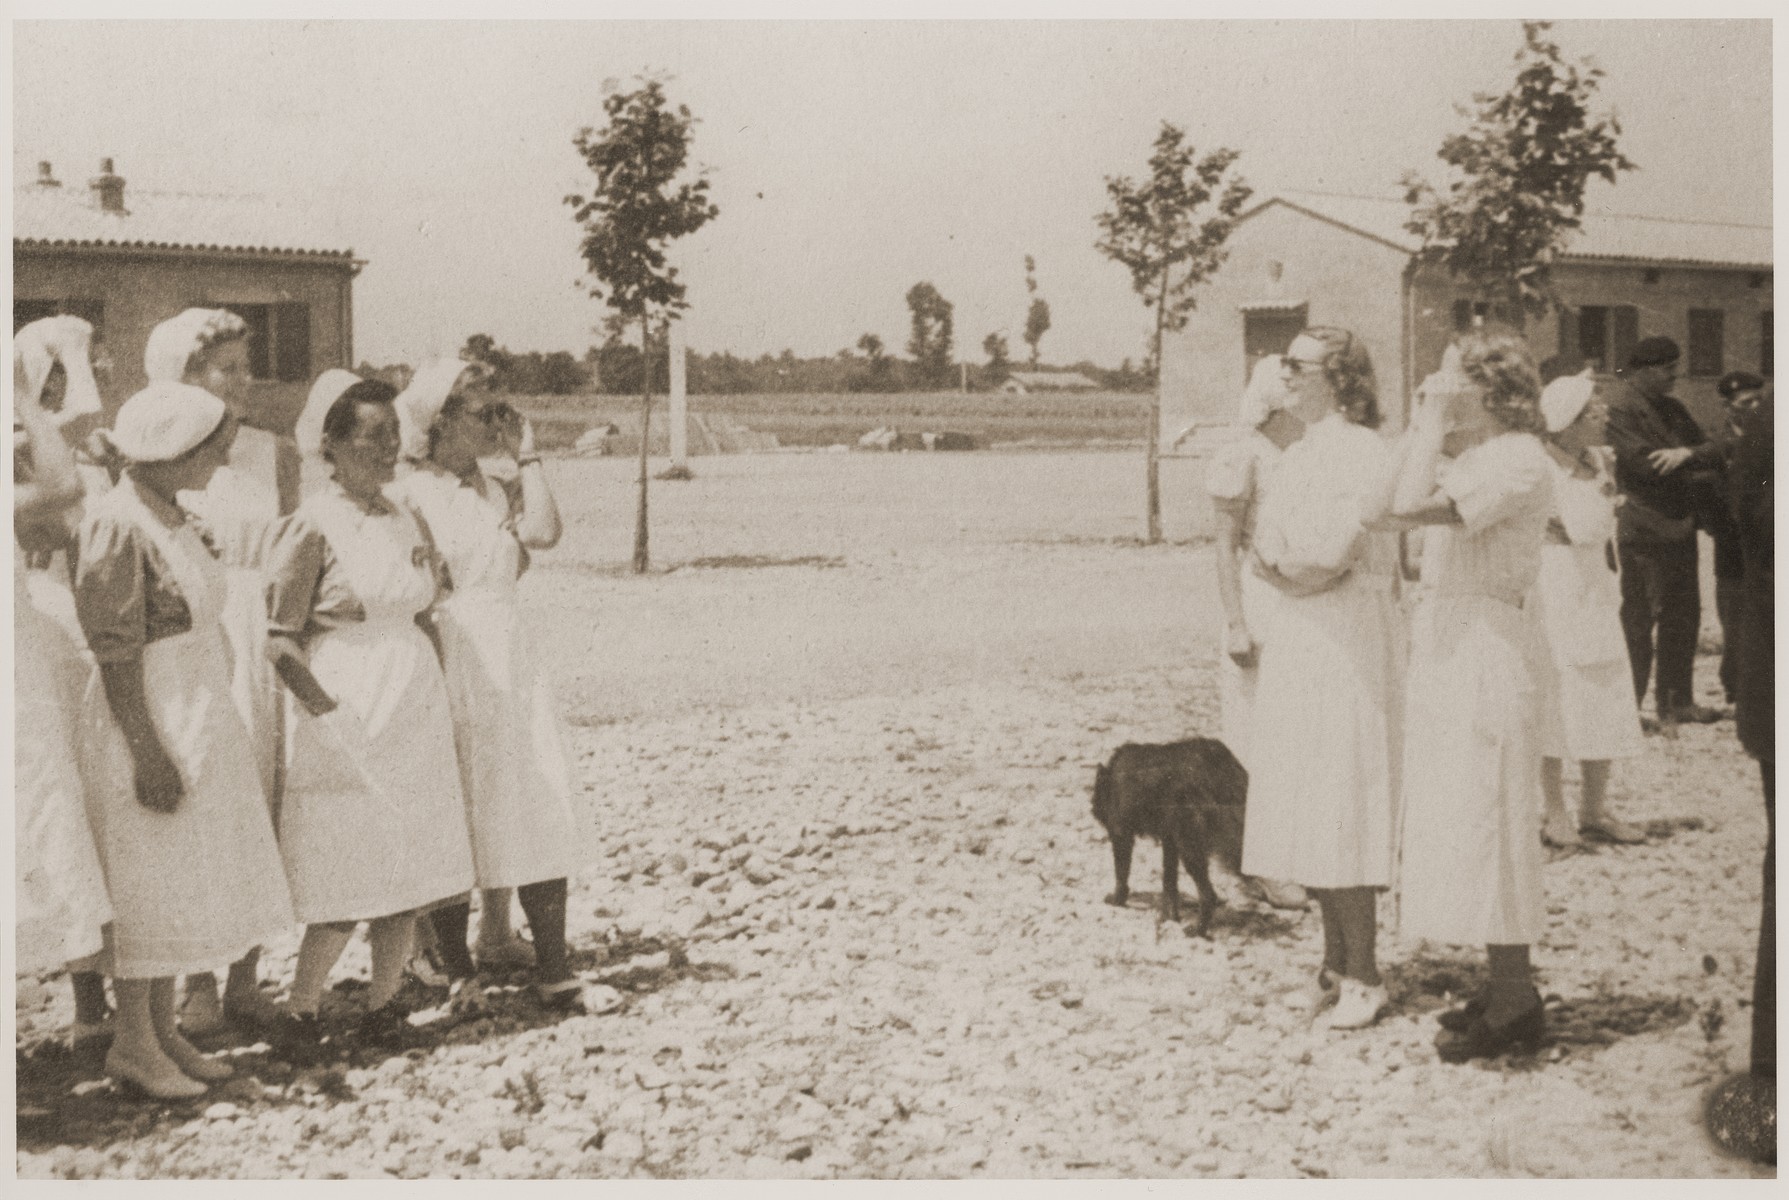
left=1605, top=377, right=1725, bottom=540
left=1730, top=396, right=1773, bottom=762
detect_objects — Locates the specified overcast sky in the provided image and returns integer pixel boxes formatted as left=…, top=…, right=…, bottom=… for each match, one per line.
left=13, top=17, right=1773, bottom=368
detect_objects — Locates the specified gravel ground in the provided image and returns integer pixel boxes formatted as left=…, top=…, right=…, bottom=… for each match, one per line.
left=14, top=452, right=1774, bottom=1179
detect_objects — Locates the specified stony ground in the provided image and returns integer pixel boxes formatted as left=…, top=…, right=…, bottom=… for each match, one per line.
left=14, top=452, right=1775, bottom=1179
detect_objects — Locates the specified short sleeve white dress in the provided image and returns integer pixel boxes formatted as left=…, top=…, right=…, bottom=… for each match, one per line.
left=1527, top=450, right=1644, bottom=762
left=1242, top=413, right=1404, bottom=889
left=390, top=463, right=586, bottom=890
left=1397, top=432, right=1555, bottom=946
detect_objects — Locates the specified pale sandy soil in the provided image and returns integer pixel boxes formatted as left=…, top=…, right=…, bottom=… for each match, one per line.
left=16, top=451, right=1773, bottom=1179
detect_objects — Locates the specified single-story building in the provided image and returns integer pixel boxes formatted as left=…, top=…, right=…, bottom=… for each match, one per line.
left=13, top=159, right=361, bottom=433
left=1162, top=190, right=1772, bottom=450
left=1001, top=370, right=1099, bottom=394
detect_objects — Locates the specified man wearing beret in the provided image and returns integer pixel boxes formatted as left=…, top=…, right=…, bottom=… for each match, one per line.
left=1605, top=336, right=1727, bottom=730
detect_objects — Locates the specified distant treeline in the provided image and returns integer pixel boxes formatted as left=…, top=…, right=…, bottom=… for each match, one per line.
left=355, top=332, right=1153, bottom=398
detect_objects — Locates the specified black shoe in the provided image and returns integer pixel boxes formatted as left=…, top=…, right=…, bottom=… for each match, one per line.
left=269, top=1012, right=332, bottom=1068
left=356, top=1001, right=415, bottom=1050
left=1435, top=996, right=1545, bottom=1063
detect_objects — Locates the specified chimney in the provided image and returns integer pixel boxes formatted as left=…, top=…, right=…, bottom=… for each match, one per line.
left=36, top=161, right=61, bottom=188
left=89, top=157, right=126, bottom=213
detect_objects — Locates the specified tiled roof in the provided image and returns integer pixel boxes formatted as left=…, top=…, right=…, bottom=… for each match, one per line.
left=1258, top=190, right=1771, bottom=270
left=13, top=183, right=354, bottom=258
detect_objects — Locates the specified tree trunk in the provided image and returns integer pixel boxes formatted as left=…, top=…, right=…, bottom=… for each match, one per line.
left=1145, top=271, right=1167, bottom=545
left=633, top=312, right=651, bottom=574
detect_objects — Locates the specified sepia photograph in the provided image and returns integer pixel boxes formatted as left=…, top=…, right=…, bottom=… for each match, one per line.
left=8, top=7, right=1776, bottom=1182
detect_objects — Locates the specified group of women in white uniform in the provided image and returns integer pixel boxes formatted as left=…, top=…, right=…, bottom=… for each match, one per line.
left=1207, top=324, right=1646, bottom=1061
left=15, top=310, right=587, bottom=1099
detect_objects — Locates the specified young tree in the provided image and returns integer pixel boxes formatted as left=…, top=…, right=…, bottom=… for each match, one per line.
left=981, top=332, right=1011, bottom=388
left=905, top=282, right=955, bottom=389
left=1022, top=255, right=1052, bottom=366
left=566, top=76, right=718, bottom=572
left=1403, top=21, right=1636, bottom=321
left=1095, top=122, right=1251, bottom=543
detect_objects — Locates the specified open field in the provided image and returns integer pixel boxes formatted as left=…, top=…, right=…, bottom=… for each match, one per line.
left=17, top=451, right=1770, bottom=1180
left=512, top=390, right=1154, bottom=454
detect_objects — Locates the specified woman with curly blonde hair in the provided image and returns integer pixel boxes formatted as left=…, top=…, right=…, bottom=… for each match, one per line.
left=1383, top=325, right=1557, bottom=1062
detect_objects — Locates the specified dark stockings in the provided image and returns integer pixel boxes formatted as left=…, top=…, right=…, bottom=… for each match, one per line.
left=430, top=879, right=569, bottom=985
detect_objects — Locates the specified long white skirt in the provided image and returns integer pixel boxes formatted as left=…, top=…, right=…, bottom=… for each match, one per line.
left=279, top=617, right=476, bottom=924
left=436, top=589, right=585, bottom=890
left=15, top=590, right=112, bottom=974
left=1529, top=548, right=1642, bottom=762
left=80, top=628, right=293, bottom=979
left=1241, top=574, right=1403, bottom=889
left=1398, top=595, right=1545, bottom=946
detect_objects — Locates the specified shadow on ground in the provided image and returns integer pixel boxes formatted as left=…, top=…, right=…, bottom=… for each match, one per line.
left=1383, top=951, right=1700, bottom=1070
left=16, top=932, right=731, bottom=1154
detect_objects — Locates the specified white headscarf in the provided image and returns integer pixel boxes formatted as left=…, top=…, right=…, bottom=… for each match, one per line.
left=111, top=382, right=228, bottom=464
left=14, top=315, right=104, bottom=427
left=1239, top=355, right=1293, bottom=429
left=1540, top=372, right=1598, bottom=434
left=296, top=369, right=363, bottom=459
left=394, top=358, right=479, bottom=461
left=143, top=308, right=248, bottom=384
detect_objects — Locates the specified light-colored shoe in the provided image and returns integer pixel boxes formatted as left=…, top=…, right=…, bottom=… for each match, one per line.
left=1284, top=969, right=1340, bottom=1021
left=406, top=950, right=451, bottom=989
left=1246, top=877, right=1310, bottom=910
left=1323, top=978, right=1388, bottom=1030
left=162, top=1033, right=236, bottom=1083
left=105, top=1047, right=209, bottom=1101
left=1541, top=812, right=1583, bottom=849
left=1581, top=815, right=1647, bottom=845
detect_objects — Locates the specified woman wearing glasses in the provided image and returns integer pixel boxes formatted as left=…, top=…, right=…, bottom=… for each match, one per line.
left=1385, top=327, right=1556, bottom=1062
left=392, top=360, right=586, bottom=1011
left=1244, top=327, right=1403, bottom=1031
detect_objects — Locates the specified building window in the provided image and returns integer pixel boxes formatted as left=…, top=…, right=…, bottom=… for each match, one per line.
left=1687, top=309, right=1724, bottom=377
left=208, top=302, right=311, bottom=383
left=1571, top=305, right=1639, bottom=374
left=1763, top=311, right=1774, bottom=376
left=14, top=297, right=104, bottom=336
left=1451, top=299, right=1493, bottom=331
left=1242, top=308, right=1305, bottom=381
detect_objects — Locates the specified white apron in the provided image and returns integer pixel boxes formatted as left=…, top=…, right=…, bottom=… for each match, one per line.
left=179, top=427, right=287, bottom=807
left=15, top=545, right=113, bottom=973
left=277, top=492, right=475, bottom=924
left=78, top=487, right=293, bottom=979
left=1528, top=464, right=1643, bottom=762
left=395, top=468, right=585, bottom=889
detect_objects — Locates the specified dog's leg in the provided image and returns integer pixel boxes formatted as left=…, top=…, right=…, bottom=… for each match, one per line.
left=1105, top=833, right=1133, bottom=907
left=1161, top=830, right=1182, bottom=924
left=1185, top=838, right=1223, bottom=939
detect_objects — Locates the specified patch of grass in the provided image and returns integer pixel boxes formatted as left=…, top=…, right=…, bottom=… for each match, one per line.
left=677, top=554, right=845, bottom=571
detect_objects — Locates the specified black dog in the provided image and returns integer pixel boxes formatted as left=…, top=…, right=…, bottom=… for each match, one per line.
left=1090, top=739, right=1247, bottom=937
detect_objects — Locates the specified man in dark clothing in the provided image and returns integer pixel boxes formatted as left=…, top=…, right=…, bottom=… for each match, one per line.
left=1704, top=386, right=1773, bottom=1164
left=1605, top=336, right=1726, bottom=727
left=1711, top=371, right=1767, bottom=703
